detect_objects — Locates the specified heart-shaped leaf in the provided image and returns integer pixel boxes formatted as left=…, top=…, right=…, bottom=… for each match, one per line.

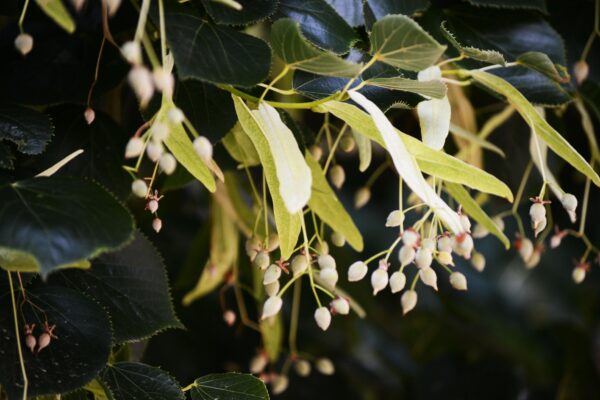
left=190, top=373, right=268, bottom=400
left=0, top=106, right=53, bottom=155
left=440, top=20, right=506, bottom=66
left=51, top=233, right=182, bottom=343
left=99, top=362, right=184, bottom=400
left=0, top=285, right=112, bottom=399
left=516, top=51, right=568, bottom=83
left=165, top=3, right=271, bottom=87
left=271, top=18, right=362, bottom=77
left=0, top=177, right=134, bottom=277
left=369, top=15, right=446, bottom=71
left=325, top=0, right=364, bottom=27
left=198, top=0, right=278, bottom=25
left=277, top=0, right=358, bottom=54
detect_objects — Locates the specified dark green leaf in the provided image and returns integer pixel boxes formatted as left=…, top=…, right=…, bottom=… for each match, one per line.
left=0, top=286, right=112, bottom=399
left=52, top=233, right=182, bottom=343
left=175, top=80, right=237, bottom=140
left=0, top=142, right=15, bottom=170
left=324, top=0, right=364, bottom=27
left=271, top=18, right=361, bottom=77
left=0, top=177, right=134, bottom=277
left=0, top=106, right=53, bottom=155
left=165, top=3, right=271, bottom=87
left=99, top=362, right=184, bottom=400
left=190, top=373, right=268, bottom=400
left=517, top=51, right=568, bottom=83
left=440, top=20, right=506, bottom=65
left=464, top=0, right=547, bottom=13
left=365, top=0, right=430, bottom=20
left=277, top=0, right=359, bottom=54
left=199, top=0, right=277, bottom=25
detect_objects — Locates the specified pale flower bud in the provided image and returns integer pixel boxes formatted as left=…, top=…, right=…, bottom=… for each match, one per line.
left=572, top=266, right=586, bottom=284
left=147, top=199, right=159, bottom=214
left=561, top=193, right=578, bottom=223
left=193, top=136, right=213, bottom=162
left=250, top=353, right=268, bottom=374
left=517, top=238, right=534, bottom=262
left=14, top=33, right=33, bottom=56
left=453, top=233, right=474, bottom=259
left=525, top=247, right=542, bottom=269
left=223, top=310, right=236, bottom=326
left=315, top=241, right=329, bottom=255
left=271, top=375, right=289, bottom=395
left=419, top=267, right=438, bottom=291
left=310, top=145, right=323, bottom=161
left=315, top=358, right=335, bottom=375
left=152, top=217, right=162, bottom=233
left=329, top=165, right=345, bottom=189
left=389, top=271, right=406, bottom=293
left=159, top=153, right=177, bottom=175
left=168, top=107, right=185, bottom=124
left=449, top=272, right=468, bottom=290
left=330, top=231, right=346, bottom=247
left=131, top=179, right=148, bottom=198
left=106, top=0, right=122, bottom=16
left=421, top=238, right=436, bottom=252
left=471, top=252, right=486, bottom=272
left=574, top=60, right=589, bottom=85
left=314, top=307, right=332, bottom=331
left=125, top=137, right=144, bottom=158
left=152, top=67, right=174, bottom=97
left=294, top=359, right=311, bottom=377
left=121, top=41, right=141, bottom=64
left=354, top=187, right=371, bottom=209
left=331, top=297, right=350, bottom=315
left=253, top=251, right=270, bottom=270
left=267, top=233, right=279, bottom=252
left=318, top=254, right=336, bottom=270
left=291, top=255, right=309, bottom=277
left=437, top=235, right=453, bottom=253
left=261, top=296, right=282, bottom=320
left=371, top=266, right=389, bottom=295
left=401, top=290, right=418, bottom=315
left=319, top=268, right=339, bottom=288
left=264, top=280, right=280, bottom=297
left=529, top=202, right=547, bottom=237
left=263, top=264, right=281, bottom=285
left=437, top=251, right=454, bottom=266
left=385, top=210, right=405, bottom=227
left=146, top=141, right=164, bottom=162
left=415, top=248, right=433, bottom=269
left=398, top=245, right=416, bottom=267
left=472, top=224, right=488, bottom=239
left=151, top=123, right=169, bottom=142
left=402, top=228, right=420, bottom=247
left=459, top=213, right=471, bottom=232
left=84, top=108, right=95, bottom=125
left=550, top=230, right=566, bottom=249
left=340, top=136, right=355, bottom=152
left=128, top=66, right=154, bottom=107
left=348, top=261, right=368, bottom=282
left=245, top=237, right=262, bottom=260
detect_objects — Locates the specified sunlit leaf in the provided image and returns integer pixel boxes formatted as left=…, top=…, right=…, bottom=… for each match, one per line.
left=416, top=66, right=451, bottom=150
left=306, top=153, right=364, bottom=251
left=222, top=122, right=261, bottom=167
left=449, top=123, right=505, bottom=158
left=352, top=127, right=372, bottom=172
left=366, top=76, right=447, bottom=98
left=369, top=15, right=446, bottom=71
left=34, top=0, right=75, bottom=33
left=516, top=51, right=568, bottom=83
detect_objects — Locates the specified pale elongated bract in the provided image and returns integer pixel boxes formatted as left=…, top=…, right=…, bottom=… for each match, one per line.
left=253, top=103, right=312, bottom=214
left=417, top=66, right=451, bottom=150
left=348, top=91, right=463, bottom=233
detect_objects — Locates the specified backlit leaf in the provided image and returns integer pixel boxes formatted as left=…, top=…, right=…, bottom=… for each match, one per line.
left=34, top=0, right=75, bottom=33
left=366, top=76, right=447, bottom=98
left=190, top=373, right=268, bottom=400
left=416, top=66, right=451, bottom=150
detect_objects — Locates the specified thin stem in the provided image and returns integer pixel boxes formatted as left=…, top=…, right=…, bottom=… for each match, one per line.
left=134, top=0, right=151, bottom=42
left=257, top=84, right=296, bottom=96
left=323, top=124, right=348, bottom=173
left=8, top=272, right=28, bottom=400
left=300, top=217, right=321, bottom=308
left=18, top=0, right=30, bottom=33
left=313, top=284, right=335, bottom=298
left=158, top=0, right=167, bottom=63
left=363, top=250, right=390, bottom=265
left=87, top=37, right=106, bottom=108
left=141, top=34, right=161, bottom=69
left=262, top=173, right=269, bottom=245
left=338, top=56, right=378, bottom=99
left=409, top=272, right=420, bottom=291
left=221, top=84, right=339, bottom=109
left=259, top=65, right=290, bottom=102
left=288, top=280, right=301, bottom=355
left=579, top=176, right=591, bottom=234
left=437, top=54, right=465, bottom=67
left=365, top=161, right=390, bottom=188
left=512, top=161, right=533, bottom=214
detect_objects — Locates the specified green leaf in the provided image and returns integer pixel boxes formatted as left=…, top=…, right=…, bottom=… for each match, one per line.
left=175, top=80, right=237, bottom=140
left=165, top=3, right=271, bottom=87
left=365, top=0, right=430, bottom=21
left=159, top=99, right=216, bottom=192
left=0, top=105, right=53, bottom=155
left=440, top=21, right=506, bottom=65
left=0, top=177, right=134, bottom=277
left=260, top=315, right=283, bottom=362
left=352, top=127, right=372, bottom=172
left=470, top=70, right=600, bottom=186
left=366, top=76, right=447, bottom=98
left=271, top=18, right=362, bottom=77
left=183, top=197, right=239, bottom=304
left=369, top=15, right=446, bottom=71
left=233, top=96, right=302, bottom=260
left=445, top=182, right=510, bottom=248
left=199, top=0, right=277, bottom=25
left=0, top=142, right=15, bottom=170
left=350, top=90, right=463, bottom=233
left=222, top=123, right=261, bottom=167
left=318, top=100, right=513, bottom=200
left=325, top=0, right=364, bottom=27
left=52, top=233, right=182, bottom=343
left=278, top=0, right=359, bottom=54
left=449, top=123, right=505, bottom=158
left=99, top=362, right=184, bottom=400
left=306, top=153, right=363, bottom=251
left=464, top=0, right=547, bottom=13
left=190, top=373, right=268, bottom=400
left=34, top=0, right=75, bottom=33
left=516, top=51, right=567, bottom=83
left=0, top=286, right=112, bottom=399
